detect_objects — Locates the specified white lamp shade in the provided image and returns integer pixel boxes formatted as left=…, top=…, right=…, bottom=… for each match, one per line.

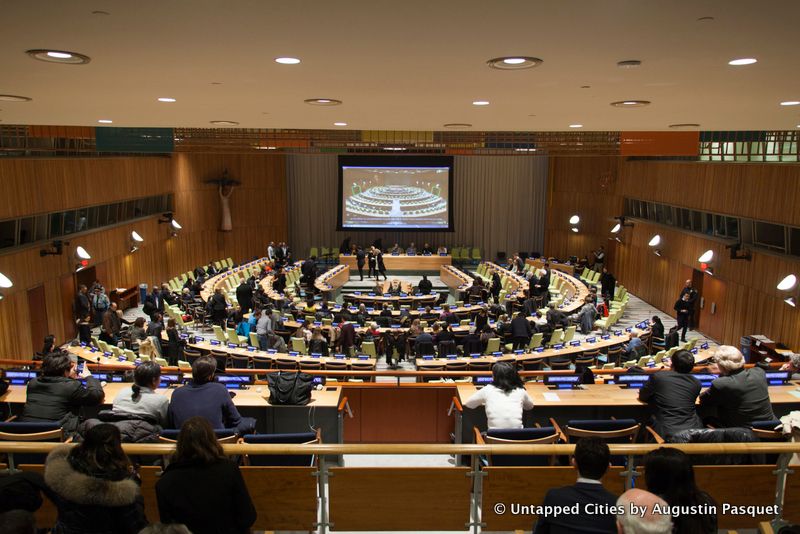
left=698, top=250, right=714, bottom=263
left=171, top=219, right=182, bottom=230
left=610, top=223, right=621, bottom=233
left=0, top=271, right=12, bottom=288
left=777, top=274, right=797, bottom=292
left=569, top=215, right=580, bottom=225
left=75, top=246, right=91, bottom=259
left=648, top=235, right=661, bottom=247
left=131, top=231, right=144, bottom=242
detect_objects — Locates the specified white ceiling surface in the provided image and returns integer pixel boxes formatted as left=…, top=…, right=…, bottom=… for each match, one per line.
left=1, top=0, right=800, bottom=131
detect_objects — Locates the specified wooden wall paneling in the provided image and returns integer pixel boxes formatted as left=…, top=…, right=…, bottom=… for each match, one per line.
left=26, top=285, right=48, bottom=354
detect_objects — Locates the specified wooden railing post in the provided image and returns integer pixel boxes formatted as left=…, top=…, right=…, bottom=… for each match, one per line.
left=467, top=452, right=486, bottom=534
left=770, top=451, right=795, bottom=531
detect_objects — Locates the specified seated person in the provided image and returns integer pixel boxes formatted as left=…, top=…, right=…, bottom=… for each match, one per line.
left=414, top=330, right=435, bottom=355
left=405, top=242, right=417, bottom=255
left=416, top=275, right=433, bottom=295
left=112, top=360, right=169, bottom=426
left=780, top=352, right=800, bottom=380
left=638, top=350, right=703, bottom=441
left=699, top=345, right=776, bottom=427
left=307, top=328, right=329, bottom=356
left=22, top=351, right=103, bottom=433
left=372, top=281, right=385, bottom=295
left=616, top=490, right=673, bottom=534
left=545, top=303, right=568, bottom=330
left=436, top=245, right=447, bottom=255
left=421, top=243, right=433, bottom=255
left=167, top=356, right=255, bottom=434
left=388, top=280, right=403, bottom=296
left=533, top=438, right=618, bottom=533
left=623, top=330, right=645, bottom=358
left=439, top=304, right=457, bottom=325
left=463, top=363, right=533, bottom=429
left=389, top=243, right=401, bottom=254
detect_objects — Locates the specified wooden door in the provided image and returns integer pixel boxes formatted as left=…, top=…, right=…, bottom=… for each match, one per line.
left=27, top=285, right=48, bottom=356
left=698, top=273, right=726, bottom=343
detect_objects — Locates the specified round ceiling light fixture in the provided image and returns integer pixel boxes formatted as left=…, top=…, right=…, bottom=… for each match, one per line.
left=333, top=122, right=348, bottom=126
left=443, top=123, right=472, bottom=129
left=486, top=56, right=543, bottom=70
left=97, top=119, right=113, bottom=124
left=472, top=100, right=490, bottom=106
left=275, top=57, right=301, bottom=65
left=157, top=97, right=176, bottom=103
left=617, top=60, right=642, bottom=69
left=728, top=58, right=757, bottom=66
left=610, top=100, right=651, bottom=107
left=210, top=120, right=239, bottom=126
left=26, top=49, right=91, bottom=65
left=0, top=94, right=32, bottom=102
left=304, top=98, right=342, bottom=106
left=569, top=124, right=583, bottom=128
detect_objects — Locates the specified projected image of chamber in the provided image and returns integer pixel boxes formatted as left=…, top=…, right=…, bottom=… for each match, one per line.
left=342, top=166, right=450, bottom=229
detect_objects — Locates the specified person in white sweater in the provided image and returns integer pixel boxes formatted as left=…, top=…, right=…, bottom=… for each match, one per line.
left=463, top=362, right=534, bottom=429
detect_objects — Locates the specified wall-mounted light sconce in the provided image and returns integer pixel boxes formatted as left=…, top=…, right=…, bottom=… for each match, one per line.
left=129, top=231, right=144, bottom=253
left=0, top=271, right=12, bottom=301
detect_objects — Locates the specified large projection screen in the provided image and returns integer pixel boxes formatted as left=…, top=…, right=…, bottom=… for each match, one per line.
left=337, top=156, right=454, bottom=231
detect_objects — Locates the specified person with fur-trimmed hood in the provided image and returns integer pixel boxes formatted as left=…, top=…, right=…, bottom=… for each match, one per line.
left=43, top=424, right=148, bottom=534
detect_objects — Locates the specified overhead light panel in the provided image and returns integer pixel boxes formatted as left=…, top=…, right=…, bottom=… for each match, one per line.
left=785, top=297, right=797, bottom=307
left=304, top=98, right=342, bottom=106
left=26, top=49, right=91, bottom=65
left=158, top=97, right=176, bottom=102
left=472, top=100, right=490, bottom=106
left=728, top=58, right=757, bottom=66
left=275, top=57, right=301, bottom=64
left=777, top=274, right=797, bottom=292
left=486, top=56, right=543, bottom=70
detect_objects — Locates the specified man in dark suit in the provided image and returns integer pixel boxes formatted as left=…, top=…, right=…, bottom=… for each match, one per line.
left=417, top=275, right=433, bottom=295
left=638, top=350, right=703, bottom=440
left=546, top=303, right=568, bottom=330
left=236, top=281, right=254, bottom=314
left=510, top=311, right=532, bottom=350
left=336, top=315, right=356, bottom=356
left=355, top=246, right=366, bottom=281
left=301, top=256, right=318, bottom=286
left=144, top=285, right=164, bottom=321
left=699, top=345, right=776, bottom=427
left=533, top=438, right=618, bottom=533
left=73, top=284, right=91, bottom=320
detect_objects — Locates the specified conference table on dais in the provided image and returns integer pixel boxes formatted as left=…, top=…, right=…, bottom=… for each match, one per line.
left=338, top=253, right=451, bottom=271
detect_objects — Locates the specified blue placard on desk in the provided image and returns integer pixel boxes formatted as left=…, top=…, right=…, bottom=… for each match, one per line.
left=118, top=356, right=127, bottom=362
left=570, top=340, right=581, bottom=347
left=354, top=291, right=361, bottom=295
left=417, top=307, right=426, bottom=312
left=267, top=349, right=277, bottom=354
left=334, top=353, right=345, bottom=359
left=464, top=303, right=472, bottom=308
left=247, top=346, right=255, bottom=352
left=313, top=321, right=322, bottom=326
left=311, top=353, right=322, bottom=358
left=210, top=340, right=220, bottom=346
left=391, top=324, right=402, bottom=328
left=288, top=351, right=299, bottom=357
left=553, top=344, right=564, bottom=350
left=439, top=253, right=447, bottom=256
left=103, top=351, right=112, bottom=357
left=383, top=293, right=392, bottom=297
left=614, top=330, right=623, bottom=336
left=366, top=307, right=374, bottom=312
left=447, top=355, right=457, bottom=360
left=80, top=342, right=86, bottom=347
left=332, top=323, right=339, bottom=328
left=89, top=347, right=97, bottom=353
left=180, top=333, right=189, bottom=339
left=701, top=342, right=709, bottom=350
left=586, top=337, right=596, bottom=343
left=400, top=293, right=408, bottom=297
left=392, top=252, right=399, bottom=255
left=492, top=351, right=502, bottom=356
left=513, top=349, right=524, bottom=355
left=422, top=355, right=434, bottom=360
left=470, top=353, right=481, bottom=358
left=601, top=334, right=611, bottom=340
left=625, top=327, right=633, bottom=332
left=691, top=348, right=698, bottom=354
left=195, top=336, right=203, bottom=342
left=434, top=307, right=442, bottom=311
left=469, top=322, right=475, bottom=326
left=408, top=253, right=416, bottom=256
left=357, top=355, right=369, bottom=360
left=227, top=343, right=237, bottom=349
left=535, top=347, right=544, bottom=353
left=414, top=293, right=423, bottom=297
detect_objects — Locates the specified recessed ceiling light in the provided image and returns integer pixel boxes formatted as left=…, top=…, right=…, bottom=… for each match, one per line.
left=728, top=58, right=757, bottom=66
left=0, top=94, right=32, bottom=102
left=610, top=100, right=651, bottom=107
left=275, top=57, right=301, bottom=65
left=304, top=98, right=342, bottom=106
left=334, top=122, right=348, bottom=126
left=157, top=97, right=176, bottom=103
left=210, top=120, right=239, bottom=126
left=472, top=101, right=490, bottom=106
left=780, top=101, right=800, bottom=106
left=443, top=123, right=472, bottom=129
left=26, top=49, right=91, bottom=64
left=617, top=60, right=642, bottom=69
left=569, top=124, right=583, bottom=128
left=97, top=119, right=113, bottom=124
left=486, top=56, right=543, bottom=70
left=669, top=123, right=701, bottom=129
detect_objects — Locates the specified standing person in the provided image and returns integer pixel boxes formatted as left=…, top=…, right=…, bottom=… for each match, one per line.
left=463, top=363, right=534, bottom=429
left=673, top=293, right=692, bottom=342
left=73, top=285, right=91, bottom=321
left=76, top=314, right=93, bottom=345
left=576, top=295, right=596, bottom=335
left=533, top=438, right=618, bottom=534
left=210, top=288, right=228, bottom=327
left=254, top=309, right=272, bottom=351
left=376, top=248, right=387, bottom=281
left=144, top=286, right=164, bottom=322
left=417, top=275, right=433, bottom=295
left=155, top=417, right=256, bottom=534
left=44, top=424, right=148, bottom=534
left=599, top=267, right=616, bottom=301
left=679, top=279, right=699, bottom=332
left=336, top=315, right=356, bottom=356
left=235, top=280, right=253, bottom=314
left=510, top=311, right=532, bottom=350
left=593, top=246, right=605, bottom=270
left=490, top=270, right=502, bottom=302
left=91, top=287, right=110, bottom=327
left=643, top=448, right=718, bottom=533
left=367, top=247, right=377, bottom=279
left=356, top=246, right=366, bottom=281
left=100, top=302, right=122, bottom=345
left=266, top=241, right=276, bottom=261
left=638, top=350, right=703, bottom=440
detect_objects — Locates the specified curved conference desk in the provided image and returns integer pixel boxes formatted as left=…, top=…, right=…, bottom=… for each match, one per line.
left=339, top=253, right=452, bottom=271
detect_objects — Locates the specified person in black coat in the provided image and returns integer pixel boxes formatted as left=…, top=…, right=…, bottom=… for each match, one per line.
left=490, top=271, right=502, bottom=301
left=674, top=293, right=692, bottom=342
left=639, top=350, right=703, bottom=440
left=510, top=312, right=532, bottom=350
left=235, top=281, right=253, bottom=314
left=156, top=417, right=256, bottom=534
left=417, top=275, right=433, bottom=295
left=301, top=256, right=318, bottom=286
left=533, top=438, right=618, bottom=534
left=650, top=315, right=665, bottom=341
left=143, top=286, right=164, bottom=321
left=699, top=345, right=776, bottom=428
left=73, top=285, right=91, bottom=321
left=599, top=267, right=616, bottom=301
left=367, top=247, right=377, bottom=279
left=355, top=246, right=366, bottom=281
left=376, top=250, right=387, bottom=281
left=44, top=424, right=148, bottom=534
left=22, top=351, right=104, bottom=434
left=209, top=288, right=228, bottom=326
